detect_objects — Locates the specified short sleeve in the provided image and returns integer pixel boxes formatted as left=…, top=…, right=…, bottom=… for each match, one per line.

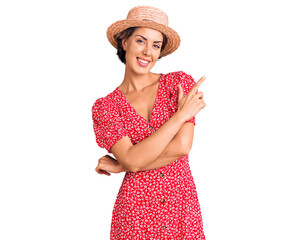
left=168, top=71, right=197, bottom=125
left=91, top=97, right=129, bottom=153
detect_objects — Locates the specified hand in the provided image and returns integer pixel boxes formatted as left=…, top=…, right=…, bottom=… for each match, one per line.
left=95, top=155, right=125, bottom=176
left=177, top=76, right=206, bottom=121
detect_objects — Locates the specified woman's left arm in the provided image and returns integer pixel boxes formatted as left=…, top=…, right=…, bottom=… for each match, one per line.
left=96, top=122, right=194, bottom=175
left=121, top=122, right=194, bottom=172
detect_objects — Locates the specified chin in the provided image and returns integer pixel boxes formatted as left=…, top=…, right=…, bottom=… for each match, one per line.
left=133, top=65, right=153, bottom=75
left=136, top=67, right=152, bottom=75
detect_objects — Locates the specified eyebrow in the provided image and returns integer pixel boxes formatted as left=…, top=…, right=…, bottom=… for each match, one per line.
left=135, top=35, right=162, bottom=43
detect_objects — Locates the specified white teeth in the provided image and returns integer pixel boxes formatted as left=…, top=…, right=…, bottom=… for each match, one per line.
left=138, top=58, right=149, bottom=64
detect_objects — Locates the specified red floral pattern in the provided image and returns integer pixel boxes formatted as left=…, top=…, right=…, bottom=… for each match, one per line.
left=92, top=71, right=205, bottom=239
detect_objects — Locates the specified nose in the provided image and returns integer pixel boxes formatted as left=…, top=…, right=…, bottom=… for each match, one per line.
left=143, top=43, right=151, bottom=56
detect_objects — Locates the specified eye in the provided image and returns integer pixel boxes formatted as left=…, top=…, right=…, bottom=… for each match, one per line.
left=137, top=39, right=144, bottom=44
left=154, top=44, right=160, bottom=49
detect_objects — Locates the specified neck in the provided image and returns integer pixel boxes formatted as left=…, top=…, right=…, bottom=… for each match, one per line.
left=119, top=66, right=154, bottom=94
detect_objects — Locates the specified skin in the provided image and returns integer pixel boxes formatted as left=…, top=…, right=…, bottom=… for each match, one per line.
left=95, top=27, right=206, bottom=176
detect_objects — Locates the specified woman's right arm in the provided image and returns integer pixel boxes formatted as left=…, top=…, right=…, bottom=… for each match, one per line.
left=135, top=122, right=195, bottom=172
left=111, top=111, right=185, bottom=172
left=110, top=77, right=206, bottom=172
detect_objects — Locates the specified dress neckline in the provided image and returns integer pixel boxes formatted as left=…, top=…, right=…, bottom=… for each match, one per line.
left=116, top=73, right=164, bottom=124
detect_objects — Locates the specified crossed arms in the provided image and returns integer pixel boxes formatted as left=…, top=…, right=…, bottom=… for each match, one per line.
left=125, top=122, right=194, bottom=172
left=110, top=111, right=195, bottom=173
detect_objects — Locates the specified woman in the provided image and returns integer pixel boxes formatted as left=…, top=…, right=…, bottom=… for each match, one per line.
left=92, top=6, right=206, bottom=239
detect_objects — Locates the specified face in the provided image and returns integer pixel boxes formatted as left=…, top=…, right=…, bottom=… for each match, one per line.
left=122, top=27, right=163, bottom=75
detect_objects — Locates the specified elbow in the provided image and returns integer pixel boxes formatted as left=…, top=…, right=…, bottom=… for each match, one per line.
left=180, top=140, right=192, bottom=156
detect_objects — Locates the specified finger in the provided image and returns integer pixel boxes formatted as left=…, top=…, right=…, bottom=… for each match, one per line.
left=96, top=167, right=111, bottom=176
left=195, top=91, right=204, bottom=99
left=178, top=84, right=183, bottom=100
left=95, top=168, right=102, bottom=174
left=105, top=154, right=115, bottom=160
left=95, top=166, right=103, bottom=174
left=190, top=76, right=206, bottom=94
left=100, top=169, right=111, bottom=176
left=97, top=169, right=106, bottom=175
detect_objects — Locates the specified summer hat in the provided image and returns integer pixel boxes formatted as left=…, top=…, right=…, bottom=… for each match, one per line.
left=106, top=6, right=181, bottom=57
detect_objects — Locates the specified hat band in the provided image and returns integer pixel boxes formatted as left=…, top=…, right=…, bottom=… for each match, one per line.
left=142, top=19, right=153, bottom=22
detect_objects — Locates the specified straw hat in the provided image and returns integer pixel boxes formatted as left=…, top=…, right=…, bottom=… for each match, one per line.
left=106, top=6, right=181, bottom=57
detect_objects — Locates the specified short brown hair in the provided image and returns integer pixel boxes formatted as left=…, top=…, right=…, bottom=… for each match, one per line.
left=114, top=27, right=167, bottom=64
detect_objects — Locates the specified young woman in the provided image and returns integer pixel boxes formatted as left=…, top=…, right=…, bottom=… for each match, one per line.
left=92, top=6, right=206, bottom=239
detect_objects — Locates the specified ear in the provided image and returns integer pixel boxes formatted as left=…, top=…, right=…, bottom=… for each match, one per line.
left=122, top=39, right=127, bottom=51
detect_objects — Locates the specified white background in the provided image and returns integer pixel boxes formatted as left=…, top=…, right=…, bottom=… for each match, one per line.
left=1, top=0, right=293, bottom=239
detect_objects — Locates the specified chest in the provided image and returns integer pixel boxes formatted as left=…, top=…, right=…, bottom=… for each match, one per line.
left=124, top=86, right=158, bottom=123
left=118, top=90, right=173, bottom=143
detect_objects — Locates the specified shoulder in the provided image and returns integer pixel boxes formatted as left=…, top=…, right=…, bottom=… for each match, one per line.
left=165, top=70, right=190, bottom=77
left=164, top=70, right=193, bottom=82
left=91, top=97, right=104, bottom=122
left=91, top=91, right=120, bottom=121
left=91, top=90, right=117, bottom=112
left=92, top=97, right=103, bottom=110
left=163, top=71, right=195, bottom=91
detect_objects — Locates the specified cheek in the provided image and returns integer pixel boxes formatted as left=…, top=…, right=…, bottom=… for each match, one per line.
left=126, top=46, right=139, bottom=58
left=153, top=52, right=161, bottom=61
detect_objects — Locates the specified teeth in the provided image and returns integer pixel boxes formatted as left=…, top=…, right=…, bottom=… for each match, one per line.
left=138, top=58, right=149, bottom=64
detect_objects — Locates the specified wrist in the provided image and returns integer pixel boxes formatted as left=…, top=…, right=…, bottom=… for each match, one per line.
left=119, top=163, right=130, bottom=173
left=173, top=111, right=186, bottom=125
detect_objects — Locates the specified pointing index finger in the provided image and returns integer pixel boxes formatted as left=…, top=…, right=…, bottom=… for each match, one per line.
left=190, top=76, right=206, bottom=94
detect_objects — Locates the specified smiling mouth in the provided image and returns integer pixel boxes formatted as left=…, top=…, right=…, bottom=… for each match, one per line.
left=137, top=57, right=150, bottom=67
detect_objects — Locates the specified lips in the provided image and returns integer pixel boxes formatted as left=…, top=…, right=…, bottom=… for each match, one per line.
left=137, top=57, right=150, bottom=67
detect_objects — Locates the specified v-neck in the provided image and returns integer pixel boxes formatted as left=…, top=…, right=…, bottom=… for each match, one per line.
left=116, top=73, right=164, bottom=124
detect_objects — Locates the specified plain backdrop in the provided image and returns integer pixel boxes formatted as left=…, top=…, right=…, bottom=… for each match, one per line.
left=0, top=0, right=293, bottom=239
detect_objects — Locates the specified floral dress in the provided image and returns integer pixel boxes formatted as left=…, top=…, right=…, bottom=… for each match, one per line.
left=91, top=71, right=206, bottom=239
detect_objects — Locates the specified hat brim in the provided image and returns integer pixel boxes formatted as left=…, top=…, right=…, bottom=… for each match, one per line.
left=106, top=19, right=181, bottom=57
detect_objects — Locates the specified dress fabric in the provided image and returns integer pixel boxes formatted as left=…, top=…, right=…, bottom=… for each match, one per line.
left=92, top=71, right=205, bottom=239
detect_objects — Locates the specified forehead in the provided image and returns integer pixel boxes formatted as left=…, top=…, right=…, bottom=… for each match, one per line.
left=133, top=27, right=163, bottom=41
